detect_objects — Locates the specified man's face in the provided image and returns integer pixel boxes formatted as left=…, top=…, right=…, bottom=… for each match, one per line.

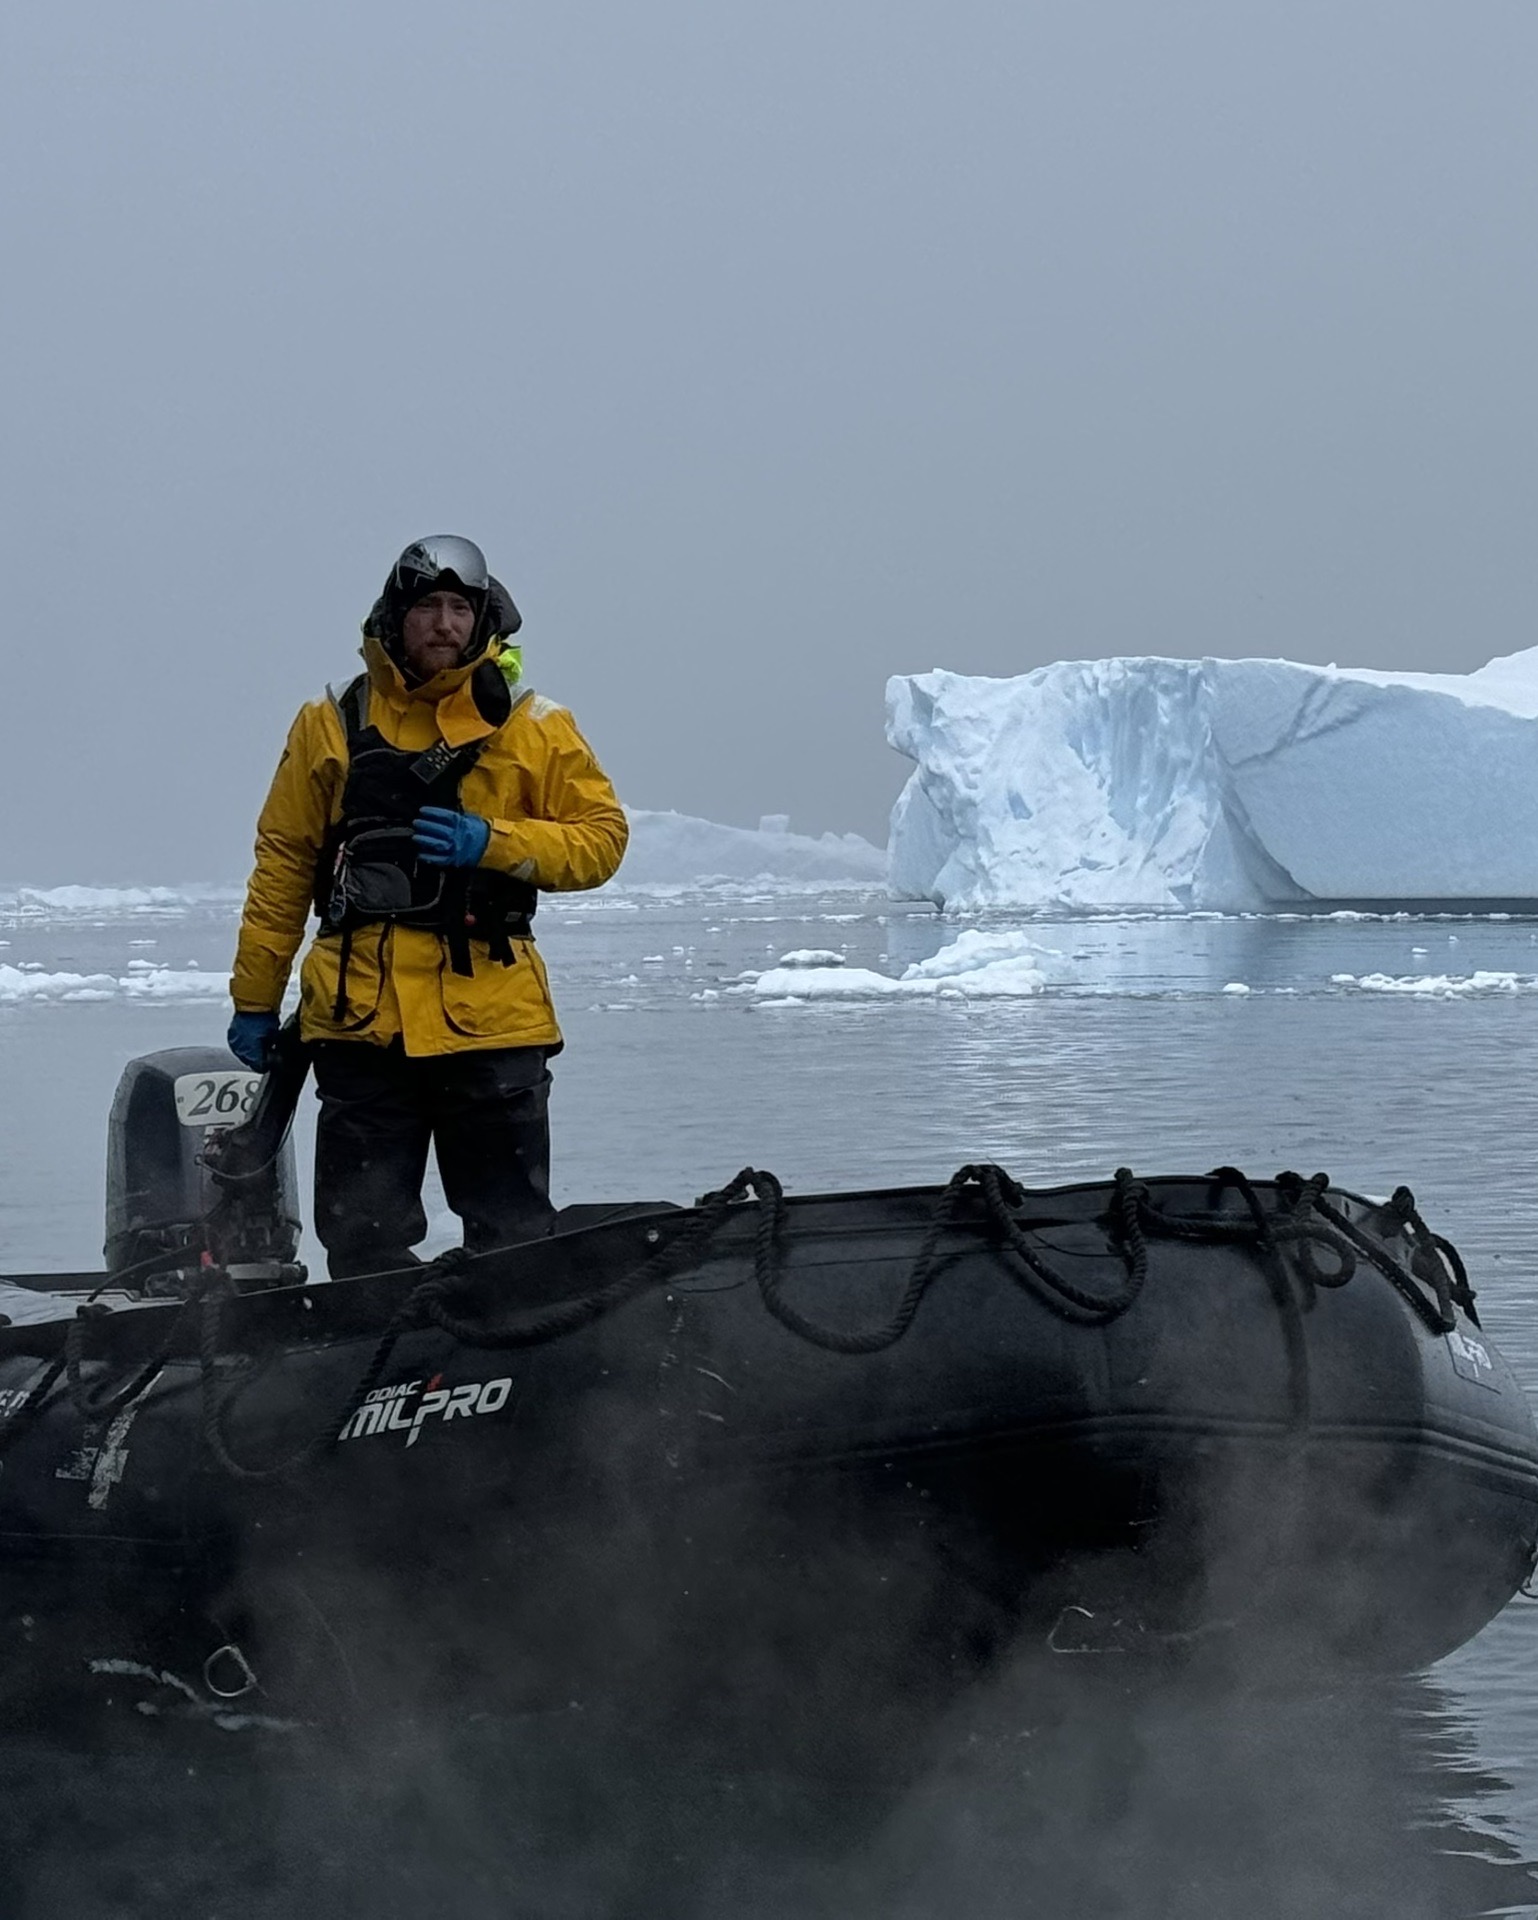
left=400, top=590, right=477, bottom=677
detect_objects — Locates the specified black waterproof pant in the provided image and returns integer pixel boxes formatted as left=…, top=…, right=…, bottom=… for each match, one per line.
left=312, top=1040, right=554, bottom=1279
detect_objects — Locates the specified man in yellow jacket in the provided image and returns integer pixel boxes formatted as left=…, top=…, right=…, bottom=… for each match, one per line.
left=228, top=535, right=628, bottom=1276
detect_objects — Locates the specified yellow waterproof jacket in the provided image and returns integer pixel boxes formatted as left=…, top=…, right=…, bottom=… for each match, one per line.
left=231, top=635, right=628, bottom=1054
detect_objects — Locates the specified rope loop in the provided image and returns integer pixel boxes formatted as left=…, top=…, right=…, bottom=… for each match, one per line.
left=972, top=1163, right=1150, bottom=1326
left=1274, top=1171, right=1357, bottom=1288
left=1385, top=1185, right=1479, bottom=1327
left=1306, top=1192, right=1458, bottom=1335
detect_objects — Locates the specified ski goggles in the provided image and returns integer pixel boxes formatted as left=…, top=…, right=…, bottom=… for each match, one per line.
left=392, top=535, right=490, bottom=602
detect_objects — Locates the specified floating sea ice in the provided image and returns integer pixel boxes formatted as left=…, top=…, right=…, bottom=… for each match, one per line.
left=775, top=949, right=847, bottom=969
left=1222, top=982, right=1252, bottom=995
left=0, top=963, right=118, bottom=1001
left=1334, top=970, right=1529, bottom=998
left=752, top=967, right=915, bottom=999
left=902, top=928, right=1059, bottom=978
left=0, top=959, right=235, bottom=1002
left=121, top=966, right=231, bottom=1000
left=752, top=928, right=1049, bottom=1002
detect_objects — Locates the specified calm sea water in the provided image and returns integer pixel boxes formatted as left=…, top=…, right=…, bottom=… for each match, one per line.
left=2, top=893, right=1537, bottom=1917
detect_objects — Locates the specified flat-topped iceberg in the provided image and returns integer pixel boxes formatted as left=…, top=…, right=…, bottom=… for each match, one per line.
left=887, top=648, right=1538, bottom=913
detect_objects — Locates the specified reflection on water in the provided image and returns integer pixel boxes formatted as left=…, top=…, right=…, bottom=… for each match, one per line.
left=2, top=896, right=1538, bottom=1911
left=833, top=1660, right=1538, bottom=1920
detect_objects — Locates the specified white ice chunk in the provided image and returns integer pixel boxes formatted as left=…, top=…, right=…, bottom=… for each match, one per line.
left=1334, top=970, right=1530, bottom=997
left=752, top=929, right=1047, bottom=1001
left=900, top=928, right=1056, bottom=978
left=121, top=967, right=229, bottom=999
left=0, top=963, right=230, bottom=1004
left=0, top=964, right=119, bottom=1001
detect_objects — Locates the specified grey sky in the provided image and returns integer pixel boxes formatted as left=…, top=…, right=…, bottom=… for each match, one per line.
left=3, top=1, right=1536, bottom=879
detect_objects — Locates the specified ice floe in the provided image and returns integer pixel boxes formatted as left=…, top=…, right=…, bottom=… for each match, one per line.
left=1330, top=970, right=1532, bottom=998
left=749, top=928, right=1050, bottom=1002
left=0, top=963, right=231, bottom=1005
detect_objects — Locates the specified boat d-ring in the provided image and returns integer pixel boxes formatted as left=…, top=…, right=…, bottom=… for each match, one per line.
left=1047, top=1604, right=1103, bottom=1654
left=203, top=1642, right=259, bottom=1700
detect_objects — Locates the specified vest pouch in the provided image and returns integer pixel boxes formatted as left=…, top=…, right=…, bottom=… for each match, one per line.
left=329, top=825, right=446, bottom=929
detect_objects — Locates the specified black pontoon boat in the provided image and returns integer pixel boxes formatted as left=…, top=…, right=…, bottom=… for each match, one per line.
left=0, top=1038, right=1533, bottom=1721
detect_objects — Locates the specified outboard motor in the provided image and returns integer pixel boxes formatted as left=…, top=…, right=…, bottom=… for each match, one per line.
left=105, top=1044, right=303, bottom=1291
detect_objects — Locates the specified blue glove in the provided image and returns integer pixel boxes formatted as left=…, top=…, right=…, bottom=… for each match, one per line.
left=414, top=806, right=491, bottom=869
left=228, top=1010, right=281, bottom=1072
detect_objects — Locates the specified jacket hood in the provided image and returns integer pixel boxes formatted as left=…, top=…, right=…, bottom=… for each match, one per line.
left=359, top=631, right=504, bottom=745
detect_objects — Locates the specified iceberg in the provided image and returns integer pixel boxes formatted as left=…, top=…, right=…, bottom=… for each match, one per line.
left=0, top=885, right=242, bottom=918
left=886, top=648, right=1538, bottom=913
left=612, top=809, right=886, bottom=891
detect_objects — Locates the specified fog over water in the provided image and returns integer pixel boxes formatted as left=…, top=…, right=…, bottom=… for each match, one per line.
left=6, top=3, right=1538, bottom=877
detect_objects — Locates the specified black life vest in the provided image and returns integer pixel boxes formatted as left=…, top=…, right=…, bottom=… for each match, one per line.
left=314, top=665, right=538, bottom=1020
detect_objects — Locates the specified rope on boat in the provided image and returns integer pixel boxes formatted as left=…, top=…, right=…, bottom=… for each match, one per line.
left=1127, top=1167, right=1470, bottom=1335
left=196, top=1169, right=781, bottom=1479
left=0, top=1163, right=1474, bottom=1478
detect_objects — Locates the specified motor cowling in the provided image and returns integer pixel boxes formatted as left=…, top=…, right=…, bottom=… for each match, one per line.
left=104, top=1047, right=302, bottom=1286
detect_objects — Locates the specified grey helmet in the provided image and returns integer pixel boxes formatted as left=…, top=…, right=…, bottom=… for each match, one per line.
left=390, top=534, right=489, bottom=608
